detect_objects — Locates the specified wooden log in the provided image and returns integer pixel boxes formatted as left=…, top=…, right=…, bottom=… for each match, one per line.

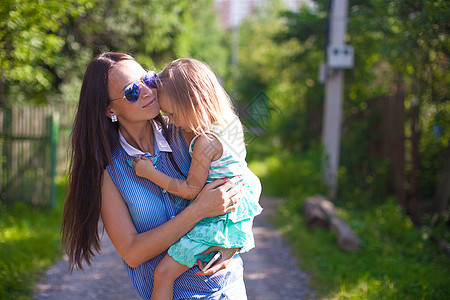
left=302, top=196, right=329, bottom=228
left=329, top=216, right=360, bottom=251
left=302, top=195, right=360, bottom=251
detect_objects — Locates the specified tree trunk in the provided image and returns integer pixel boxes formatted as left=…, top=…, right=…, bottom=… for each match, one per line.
left=408, top=95, right=421, bottom=225
left=387, top=74, right=407, bottom=210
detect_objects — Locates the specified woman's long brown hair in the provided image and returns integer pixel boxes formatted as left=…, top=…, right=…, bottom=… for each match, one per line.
left=61, top=52, right=176, bottom=271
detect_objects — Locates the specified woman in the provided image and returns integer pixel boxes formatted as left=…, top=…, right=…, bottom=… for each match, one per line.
left=61, top=52, right=259, bottom=299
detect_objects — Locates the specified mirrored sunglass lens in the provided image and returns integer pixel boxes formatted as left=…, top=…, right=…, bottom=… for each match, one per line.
left=143, top=71, right=157, bottom=89
left=124, top=82, right=141, bottom=103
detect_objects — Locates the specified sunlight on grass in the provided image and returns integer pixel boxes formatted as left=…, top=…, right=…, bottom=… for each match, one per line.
left=1, top=222, right=36, bottom=242
left=248, top=160, right=270, bottom=178
left=331, top=273, right=396, bottom=299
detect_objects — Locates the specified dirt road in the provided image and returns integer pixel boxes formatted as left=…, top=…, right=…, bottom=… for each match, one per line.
left=34, top=195, right=315, bottom=299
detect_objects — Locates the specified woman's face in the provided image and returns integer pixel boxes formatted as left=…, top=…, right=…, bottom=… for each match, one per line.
left=107, top=60, right=160, bottom=123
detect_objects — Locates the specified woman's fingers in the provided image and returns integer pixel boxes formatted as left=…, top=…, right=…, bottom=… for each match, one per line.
left=204, top=176, right=235, bottom=190
left=219, top=176, right=241, bottom=192
left=218, top=177, right=244, bottom=211
left=195, top=247, right=240, bottom=276
left=224, top=180, right=244, bottom=202
left=196, top=259, right=207, bottom=272
left=194, top=176, right=244, bottom=218
left=196, top=246, right=222, bottom=275
left=224, top=193, right=241, bottom=213
left=198, top=259, right=225, bottom=276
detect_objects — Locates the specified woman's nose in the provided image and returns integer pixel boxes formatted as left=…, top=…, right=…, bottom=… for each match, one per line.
left=139, top=84, right=153, bottom=98
left=141, top=91, right=150, bottom=100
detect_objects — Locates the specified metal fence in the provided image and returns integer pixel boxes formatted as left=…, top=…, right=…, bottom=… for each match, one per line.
left=0, top=104, right=76, bottom=207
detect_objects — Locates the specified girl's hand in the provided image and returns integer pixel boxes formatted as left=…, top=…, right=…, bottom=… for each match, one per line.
left=132, top=156, right=155, bottom=178
left=195, top=246, right=241, bottom=276
left=191, top=176, right=243, bottom=219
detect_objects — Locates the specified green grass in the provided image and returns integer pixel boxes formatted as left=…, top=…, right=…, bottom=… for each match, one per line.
left=272, top=200, right=449, bottom=299
left=247, top=137, right=450, bottom=299
left=0, top=179, right=66, bottom=299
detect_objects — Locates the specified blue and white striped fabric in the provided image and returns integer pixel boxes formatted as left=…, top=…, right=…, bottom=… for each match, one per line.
left=106, top=123, right=247, bottom=300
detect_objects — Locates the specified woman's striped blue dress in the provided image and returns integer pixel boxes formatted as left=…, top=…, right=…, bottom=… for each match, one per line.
left=106, top=123, right=247, bottom=299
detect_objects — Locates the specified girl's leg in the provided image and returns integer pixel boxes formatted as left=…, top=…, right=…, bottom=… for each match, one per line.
left=151, top=253, right=189, bottom=300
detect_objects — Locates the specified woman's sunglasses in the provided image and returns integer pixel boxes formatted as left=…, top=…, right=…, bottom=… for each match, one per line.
left=111, top=71, right=158, bottom=103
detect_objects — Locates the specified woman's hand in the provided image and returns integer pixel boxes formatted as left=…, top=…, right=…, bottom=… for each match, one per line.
left=195, top=246, right=241, bottom=276
left=190, top=176, right=243, bottom=220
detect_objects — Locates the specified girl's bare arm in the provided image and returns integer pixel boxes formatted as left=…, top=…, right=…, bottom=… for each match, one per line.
left=133, top=134, right=222, bottom=200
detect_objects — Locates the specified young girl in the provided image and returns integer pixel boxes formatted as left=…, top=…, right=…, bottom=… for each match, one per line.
left=133, top=58, right=262, bottom=299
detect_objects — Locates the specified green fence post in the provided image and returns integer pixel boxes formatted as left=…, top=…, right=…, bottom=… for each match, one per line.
left=50, top=111, right=60, bottom=209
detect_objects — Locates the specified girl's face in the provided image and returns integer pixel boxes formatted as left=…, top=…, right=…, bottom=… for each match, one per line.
left=158, top=92, right=192, bottom=131
left=107, top=60, right=160, bottom=123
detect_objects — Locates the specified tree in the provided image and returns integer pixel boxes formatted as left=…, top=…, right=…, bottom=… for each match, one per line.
left=173, top=0, right=229, bottom=77
left=345, top=0, right=449, bottom=222
left=1, top=0, right=228, bottom=105
left=233, top=0, right=449, bottom=222
left=0, top=0, right=95, bottom=105
left=228, top=1, right=324, bottom=151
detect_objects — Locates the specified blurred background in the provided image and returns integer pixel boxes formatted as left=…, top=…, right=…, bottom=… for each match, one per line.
left=0, top=0, right=448, bottom=299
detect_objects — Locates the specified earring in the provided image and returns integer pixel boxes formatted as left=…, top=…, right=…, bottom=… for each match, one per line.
left=111, top=115, right=118, bottom=122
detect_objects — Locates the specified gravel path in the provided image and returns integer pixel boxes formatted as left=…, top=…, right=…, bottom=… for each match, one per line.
left=34, top=195, right=315, bottom=299
left=240, top=195, right=315, bottom=299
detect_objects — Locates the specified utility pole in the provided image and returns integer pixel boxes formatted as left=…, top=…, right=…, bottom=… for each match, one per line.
left=320, top=0, right=353, bottom=199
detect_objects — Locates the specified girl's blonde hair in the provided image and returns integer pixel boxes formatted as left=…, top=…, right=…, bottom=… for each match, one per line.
left=157, top=58, right=241, bottom=135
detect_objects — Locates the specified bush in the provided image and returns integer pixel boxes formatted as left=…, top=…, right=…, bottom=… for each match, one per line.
left=247, top=136, right=326, bottom=202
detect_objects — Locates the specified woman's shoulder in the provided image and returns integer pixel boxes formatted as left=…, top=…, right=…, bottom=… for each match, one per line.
left=111, top=143, right=123, bottom=157
left=105, top=144, right=126, bottom=172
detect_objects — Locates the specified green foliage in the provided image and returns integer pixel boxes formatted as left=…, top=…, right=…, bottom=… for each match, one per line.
left=0, top=180, right=66, bottom=299
left=0, top=0, right=95, bottom=105
left=173, top=0, right=229, bottom=77
left=230, top=1, right=325, bottom=152
left=347, top=0, right=449, bottom=107
left=54, top=0, right=228, bottom=102
left=1, top=0, right=228, bottom=105
left=247, top=134, right=327, bottom=203
left=418, top=102, right=450, bottom=199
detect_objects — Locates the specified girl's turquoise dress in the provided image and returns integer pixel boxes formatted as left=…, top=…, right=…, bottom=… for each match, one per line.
left=167, top=126, right=263, bottom=267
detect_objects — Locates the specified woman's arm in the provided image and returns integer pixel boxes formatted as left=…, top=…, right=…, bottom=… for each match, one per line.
left=100, top=169, right=239, bottom=268
left=133, top=134, right=222, bottom=200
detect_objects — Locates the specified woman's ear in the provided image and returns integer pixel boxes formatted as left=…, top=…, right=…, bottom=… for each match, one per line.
left=105, top=105, right=116, bottom=119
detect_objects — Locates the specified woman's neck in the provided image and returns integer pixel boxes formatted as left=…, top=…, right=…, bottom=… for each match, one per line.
left=119, top=120, right=155, bottom=154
